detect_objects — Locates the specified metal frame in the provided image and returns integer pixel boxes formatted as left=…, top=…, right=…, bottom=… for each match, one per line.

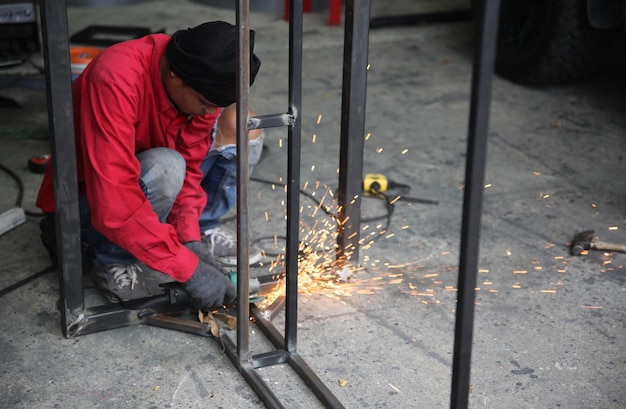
left=39, top=0, right=499, bottom=408
left=39, top=0, right=343, bottom=406
left=223, top=1, right=344, bottom=407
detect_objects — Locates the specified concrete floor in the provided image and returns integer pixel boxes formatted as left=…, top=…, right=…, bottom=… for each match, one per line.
left=1, top=1, right=625, bottom=408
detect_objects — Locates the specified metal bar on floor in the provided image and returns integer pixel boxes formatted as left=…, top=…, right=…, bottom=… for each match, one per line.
left=39, top=0, right=86, bottom=337
left=450, top=1, right=500, bottom=408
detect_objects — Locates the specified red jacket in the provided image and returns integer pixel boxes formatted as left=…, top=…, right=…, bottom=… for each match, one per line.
left=36, top=34, right=220, bottom=282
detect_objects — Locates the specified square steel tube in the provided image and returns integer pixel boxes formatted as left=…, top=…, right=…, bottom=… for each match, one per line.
left=336, top=0, right=371, bottom=267
left=39, top=0, right=85, bottom=336
left=450, top=1, right=500, bottom=408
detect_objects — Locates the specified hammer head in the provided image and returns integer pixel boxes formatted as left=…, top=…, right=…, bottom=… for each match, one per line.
left=570, top=230, right=595, bottom=256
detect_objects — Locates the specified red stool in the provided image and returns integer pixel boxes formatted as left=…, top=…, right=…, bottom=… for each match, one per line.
left=284, top=0, right=342, bottom=26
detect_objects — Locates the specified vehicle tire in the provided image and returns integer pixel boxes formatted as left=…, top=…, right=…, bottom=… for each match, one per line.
left=495, top=0, right=619, bottom=85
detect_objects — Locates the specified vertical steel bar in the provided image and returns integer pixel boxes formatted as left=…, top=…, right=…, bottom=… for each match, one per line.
left=284, top=0, right=304, bottom=352
left=337, top=0, right=371, bottom=267
left=39, top=0, right=85, bottom=337
left=235, top=0, right=252, bottom=360
left=450, top=1, right=500, bottom=408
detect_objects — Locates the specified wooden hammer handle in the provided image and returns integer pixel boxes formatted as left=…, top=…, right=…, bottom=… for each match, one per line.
left=592, top=240, right=626, bottom=253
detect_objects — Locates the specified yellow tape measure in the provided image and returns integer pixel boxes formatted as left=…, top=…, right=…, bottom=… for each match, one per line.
left=362, top=173, right=388, bottom=193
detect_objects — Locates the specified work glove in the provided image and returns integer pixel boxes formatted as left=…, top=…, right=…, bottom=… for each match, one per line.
left=182, top=259, right=237, bottom=311
left=184, top=241, right=215, bottom=265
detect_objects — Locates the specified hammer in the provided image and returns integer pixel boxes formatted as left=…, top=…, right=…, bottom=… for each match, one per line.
left=569, top=230, right=626, bottom=256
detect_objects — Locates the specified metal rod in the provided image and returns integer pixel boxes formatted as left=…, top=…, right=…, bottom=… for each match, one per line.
left=284, top=0, right=304, bottom=352
left=250, top=350, right=289, bottom=368
left=450, top=1, right=500, bottom=408
left=39, top=0, right=85, bottom=337
left=248, top=113, right=295, bottom=130
left=140, top=314, right=212, bottom=337
left=235, top=0, right=252, bottom=361
left=65, top=304, right=138, bottom=337
left=336, top=0, right=371, bottom=267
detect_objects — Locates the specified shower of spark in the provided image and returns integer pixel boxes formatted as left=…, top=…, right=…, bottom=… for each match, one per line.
left=253, top=176, right=465, bottom=311
left=252, top=127, right=622, bottom=314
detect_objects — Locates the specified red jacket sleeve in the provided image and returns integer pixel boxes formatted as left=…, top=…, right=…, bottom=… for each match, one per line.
left=79, top=74, right=199, bottom=282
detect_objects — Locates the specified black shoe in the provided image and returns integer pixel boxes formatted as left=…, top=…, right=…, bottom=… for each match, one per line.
left=39, top=214, right=93, bottom=271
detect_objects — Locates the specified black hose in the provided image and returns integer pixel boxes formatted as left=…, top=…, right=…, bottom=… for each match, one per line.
left=0, top=162, right=24, bottom=208
left=0, top=265, right=56, bottom=298
left=0, top=162, right=45, bottom=217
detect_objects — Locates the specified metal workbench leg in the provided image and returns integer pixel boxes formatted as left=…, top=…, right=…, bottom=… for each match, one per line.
left=337, top=0, right=371, bottom=267
left=450, top=1, right=500, bottom=408
left=39, top=0, right=86, bottom=336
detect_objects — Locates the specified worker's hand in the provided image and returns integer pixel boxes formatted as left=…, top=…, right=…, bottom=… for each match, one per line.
left=185, top=241, right=215, bottom=264
left=182, top=259, right=236, bottom=311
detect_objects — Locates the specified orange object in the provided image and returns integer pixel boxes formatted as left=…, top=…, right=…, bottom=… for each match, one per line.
left=70, top=47, right=102, bottom=64
left=69, top=47, right=103, bottom=77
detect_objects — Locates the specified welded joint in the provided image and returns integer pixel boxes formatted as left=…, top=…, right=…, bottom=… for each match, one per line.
left=65, top=312, right=86, bottom=337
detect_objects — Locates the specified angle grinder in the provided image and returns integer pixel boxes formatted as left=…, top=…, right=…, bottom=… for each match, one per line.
left=225, top=271, right=265, bottom=303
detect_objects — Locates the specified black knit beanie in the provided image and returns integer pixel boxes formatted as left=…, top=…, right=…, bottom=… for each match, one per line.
left=165, top=21, right=261, bottom=107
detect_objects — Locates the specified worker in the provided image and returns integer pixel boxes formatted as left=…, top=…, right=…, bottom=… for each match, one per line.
left=36, top=21, right=263, bottom=311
